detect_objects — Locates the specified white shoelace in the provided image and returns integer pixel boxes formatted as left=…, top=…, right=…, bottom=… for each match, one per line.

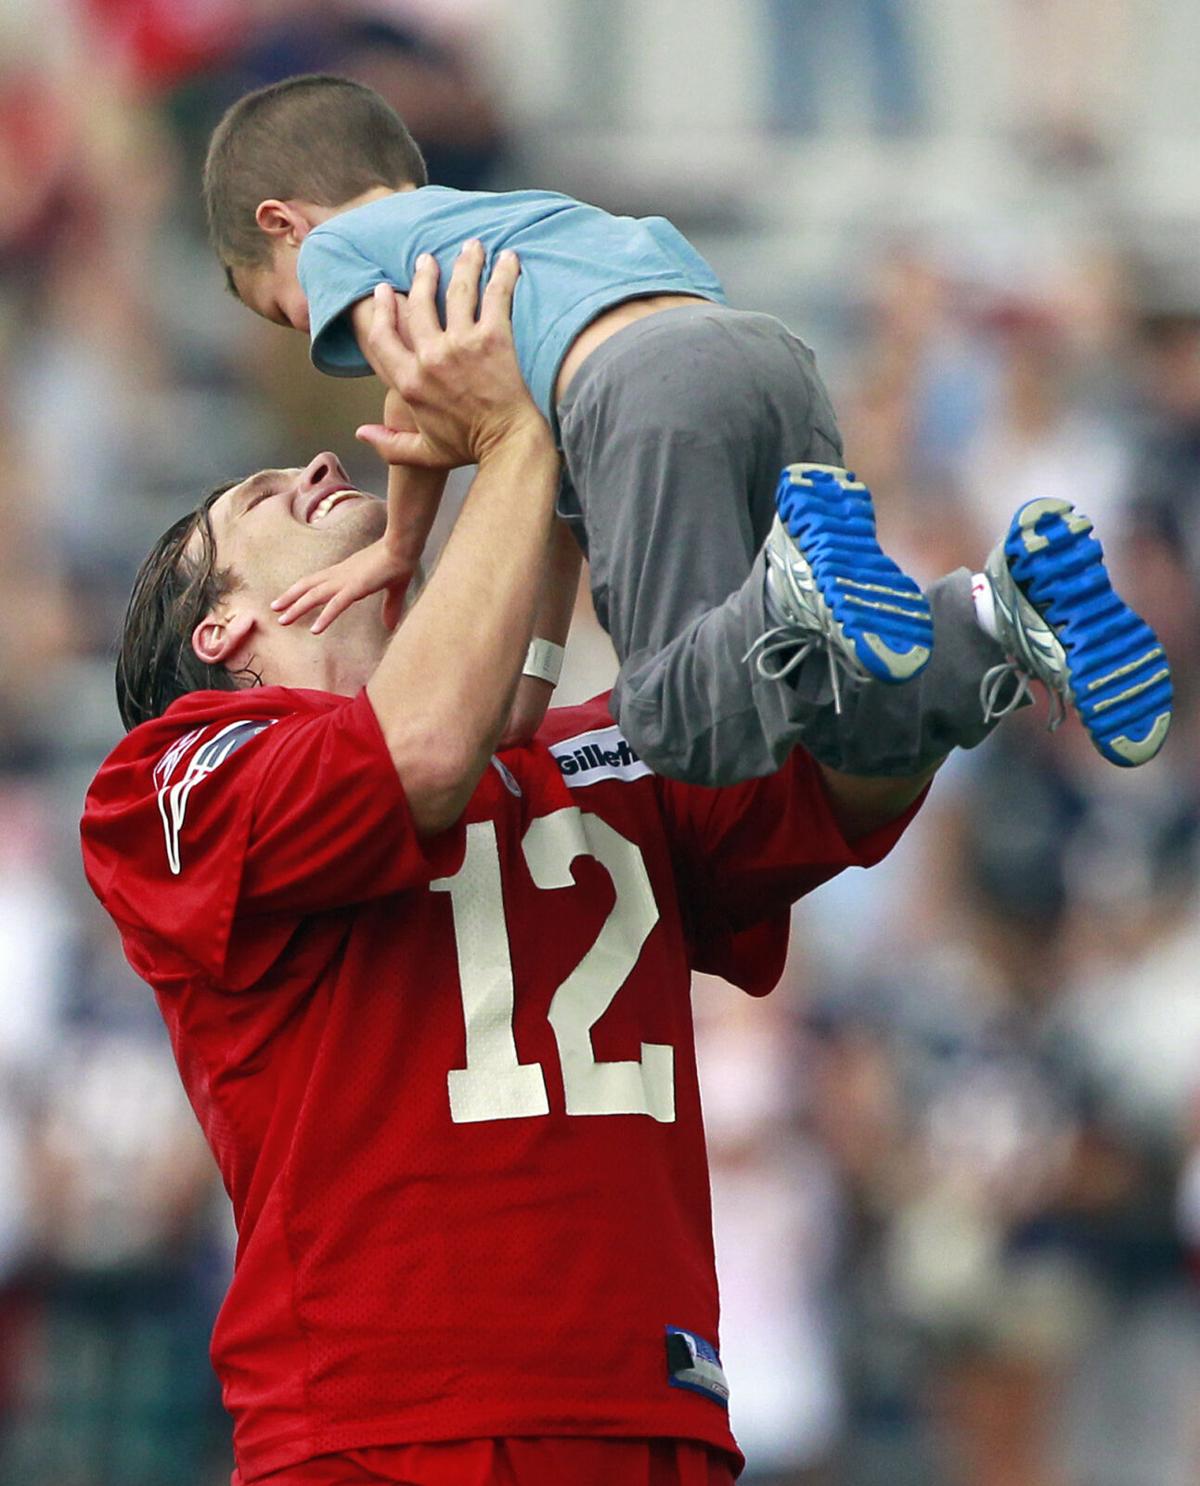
left=980, top=659, right=1065, bottom=730
left=743, top=626, right=862, bottom=713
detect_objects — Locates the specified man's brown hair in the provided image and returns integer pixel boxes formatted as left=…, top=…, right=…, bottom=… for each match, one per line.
left=203, top=74, right=427, bottom=270
left=116, top=484, right=258, bottom=732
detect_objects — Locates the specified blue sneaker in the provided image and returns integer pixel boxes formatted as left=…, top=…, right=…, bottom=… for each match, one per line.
left=982, top=497, right=1172, bottom=766
left=748, top=464, right=933, bottom=708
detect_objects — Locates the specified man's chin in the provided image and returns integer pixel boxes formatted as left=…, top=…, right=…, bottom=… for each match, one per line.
left=315, top=498, right=388, bottom=549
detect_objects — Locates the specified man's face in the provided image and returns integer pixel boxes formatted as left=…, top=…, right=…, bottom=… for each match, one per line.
left=201, top=452, right=387, bottom=614
left=230, top=241, right=311, bottom=331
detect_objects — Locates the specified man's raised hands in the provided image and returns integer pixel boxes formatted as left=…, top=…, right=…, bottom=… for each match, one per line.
left=356, top=241, right=545, bottom=470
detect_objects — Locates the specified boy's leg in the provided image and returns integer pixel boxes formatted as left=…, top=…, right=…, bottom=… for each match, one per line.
left=623, top=492, right=1172, bottom=782
left=978, top=497, right=1172, bottom=766
left=557, top=304, right=924, bottom=782
left=617, top=546, right=1000, bottom=782
left=559, top=305, right=1170, bottom=782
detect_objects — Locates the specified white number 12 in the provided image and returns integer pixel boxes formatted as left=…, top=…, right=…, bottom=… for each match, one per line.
left=431, top=807, right=675, bottom=1125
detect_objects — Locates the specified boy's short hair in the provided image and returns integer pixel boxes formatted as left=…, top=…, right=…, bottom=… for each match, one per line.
left=204, top=74, right=428, bottom=270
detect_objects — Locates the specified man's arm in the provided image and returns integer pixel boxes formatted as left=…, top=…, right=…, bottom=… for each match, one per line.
left=500, top=518, right=583, bottom=746
left=358, top=245, right=561, bottom=835
left=655, top=738, right=933, bottom=995
left=816, top=759, right=941, bottom=842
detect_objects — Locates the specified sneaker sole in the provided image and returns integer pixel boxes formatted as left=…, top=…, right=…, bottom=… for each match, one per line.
left=776, top=464, right=933, bottom=683
left=1005, top=497, right=1172, bottom=766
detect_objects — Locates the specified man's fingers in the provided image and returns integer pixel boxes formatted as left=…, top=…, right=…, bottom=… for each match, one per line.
left=404, top=253, right=442, bottom=345
left=357, top=423, right=441, bottom=469
left=363, top=284, right=418, bottom=385
left=444, top=238, right=485, bottom=333
left=479, top=249, right=520, bottom=332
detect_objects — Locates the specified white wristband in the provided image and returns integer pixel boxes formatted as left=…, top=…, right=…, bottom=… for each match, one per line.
left=523, top=638, right=565, bottom=687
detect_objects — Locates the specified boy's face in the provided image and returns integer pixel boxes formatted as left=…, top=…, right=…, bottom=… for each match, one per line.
left=230, top=242, right=311, bottom=332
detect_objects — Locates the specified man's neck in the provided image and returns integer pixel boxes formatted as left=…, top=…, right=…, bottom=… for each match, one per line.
left=255, top=606, right=390, bottom=698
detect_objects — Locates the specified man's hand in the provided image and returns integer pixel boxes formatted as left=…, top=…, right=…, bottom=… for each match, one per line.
left=271, top=537, right=415, bottom=635
left=381, top=385, right=419, bottom=438
left=355, top=241, right=545, bottom=470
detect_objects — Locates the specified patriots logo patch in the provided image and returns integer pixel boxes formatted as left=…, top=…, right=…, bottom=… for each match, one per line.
left=154, top=719, right=274, bottom=874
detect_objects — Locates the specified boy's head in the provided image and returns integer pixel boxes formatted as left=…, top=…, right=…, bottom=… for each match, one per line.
left=203, top=74, right=427, bottom=327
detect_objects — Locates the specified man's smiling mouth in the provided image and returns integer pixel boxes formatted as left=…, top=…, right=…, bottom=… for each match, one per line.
left=303, top=488, right=361, bottom=524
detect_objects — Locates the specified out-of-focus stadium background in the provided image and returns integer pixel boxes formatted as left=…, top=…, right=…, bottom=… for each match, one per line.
left=1, top=1, right=1199, bottom=1482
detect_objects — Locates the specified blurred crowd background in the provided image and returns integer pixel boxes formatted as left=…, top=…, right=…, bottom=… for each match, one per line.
left=1, top=0, right=1199, bottom=1482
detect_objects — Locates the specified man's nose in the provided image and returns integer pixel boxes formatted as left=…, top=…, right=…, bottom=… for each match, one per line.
left=301, top=452, right=349, bottom=492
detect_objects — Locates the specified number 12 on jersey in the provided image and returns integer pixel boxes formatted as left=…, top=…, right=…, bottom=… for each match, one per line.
left=431, top=807, right=675, bottom=1125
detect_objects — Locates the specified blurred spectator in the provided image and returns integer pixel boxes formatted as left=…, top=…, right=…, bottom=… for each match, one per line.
left=1125, top=305, right=1200, bottom=636
left=955, top=296, right=1131, bottom=555
left=798, top=718, right=1200, bottom=1485
left=698, top=982, right=845, bottom=1484
left=158, top=0, right=510, bottom=222
left=0, top=914, right=229, bottom=1485
left=998, top=0, right=1141, bottom=172
left=761, top=0, right=924, bottom=137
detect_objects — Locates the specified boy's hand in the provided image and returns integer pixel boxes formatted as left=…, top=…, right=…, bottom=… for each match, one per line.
left=355, top=241, right=545, bottom=469
left=271, top=536, right=414, bottom=635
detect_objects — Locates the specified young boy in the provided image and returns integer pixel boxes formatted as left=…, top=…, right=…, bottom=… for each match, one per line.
left=203, top=74, right=1172, bottom=780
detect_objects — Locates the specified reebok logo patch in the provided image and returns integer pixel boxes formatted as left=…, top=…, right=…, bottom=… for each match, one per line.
left=665, top=1325, right=729, bottom=1408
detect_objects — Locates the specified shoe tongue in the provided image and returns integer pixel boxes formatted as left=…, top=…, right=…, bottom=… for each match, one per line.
left=971, top=572, right=1000, bottom=642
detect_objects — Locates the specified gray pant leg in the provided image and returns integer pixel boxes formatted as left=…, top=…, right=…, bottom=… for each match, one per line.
left=558, top=305, right=841, bottom=781
left=559, top=305, right=1018, bottom=783
left=782, top=568, right=1018, bottom=776
left=619, top=562, right=1014, bottom=782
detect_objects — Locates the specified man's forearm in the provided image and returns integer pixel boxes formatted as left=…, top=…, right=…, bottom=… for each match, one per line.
left=501, top=517, right=583, bottom=744
left=367, top=418, right=561, bottom=832
left=817, top=760, right=940, bottom=842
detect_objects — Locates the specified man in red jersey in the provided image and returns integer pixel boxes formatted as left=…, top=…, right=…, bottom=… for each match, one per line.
left=81, top=245, right=931, bottom=1486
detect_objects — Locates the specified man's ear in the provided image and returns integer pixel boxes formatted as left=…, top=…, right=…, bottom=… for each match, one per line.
left=254, top=199, right=316, bottom=247
left=192, top=611, right=255, bottom=667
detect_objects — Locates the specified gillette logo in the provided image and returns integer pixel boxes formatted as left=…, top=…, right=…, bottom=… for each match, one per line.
left=549, top=725, right=652, bottom=787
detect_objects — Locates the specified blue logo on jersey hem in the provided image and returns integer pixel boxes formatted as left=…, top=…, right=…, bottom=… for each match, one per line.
left=665, top=1324, right=729, bottom=1408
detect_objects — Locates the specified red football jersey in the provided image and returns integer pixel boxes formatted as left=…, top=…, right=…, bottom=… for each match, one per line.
left=81, top=687, right=918, bottom=1481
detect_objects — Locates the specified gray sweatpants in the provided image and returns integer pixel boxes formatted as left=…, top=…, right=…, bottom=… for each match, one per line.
left=556, top=304, right=1008, bottom=783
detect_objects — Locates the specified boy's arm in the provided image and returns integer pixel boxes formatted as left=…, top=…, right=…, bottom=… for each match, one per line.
left=351, top=298, right=450, bottom=580
left=269, top=387, right=445, bottom=634
left=378, top=386, right=447, bottom=624
left=351, top=289, right=408, bottom=383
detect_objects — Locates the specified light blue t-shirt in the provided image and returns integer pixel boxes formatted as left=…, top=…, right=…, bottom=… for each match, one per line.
left=298, top=187, right=727, bottom=421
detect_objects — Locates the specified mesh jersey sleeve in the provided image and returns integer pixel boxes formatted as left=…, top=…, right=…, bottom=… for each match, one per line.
left=656, top=747, right=924, bottom=995
left=81, top=690, right=452, bottom=985
left=299, top=228, right=389, bottom=377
